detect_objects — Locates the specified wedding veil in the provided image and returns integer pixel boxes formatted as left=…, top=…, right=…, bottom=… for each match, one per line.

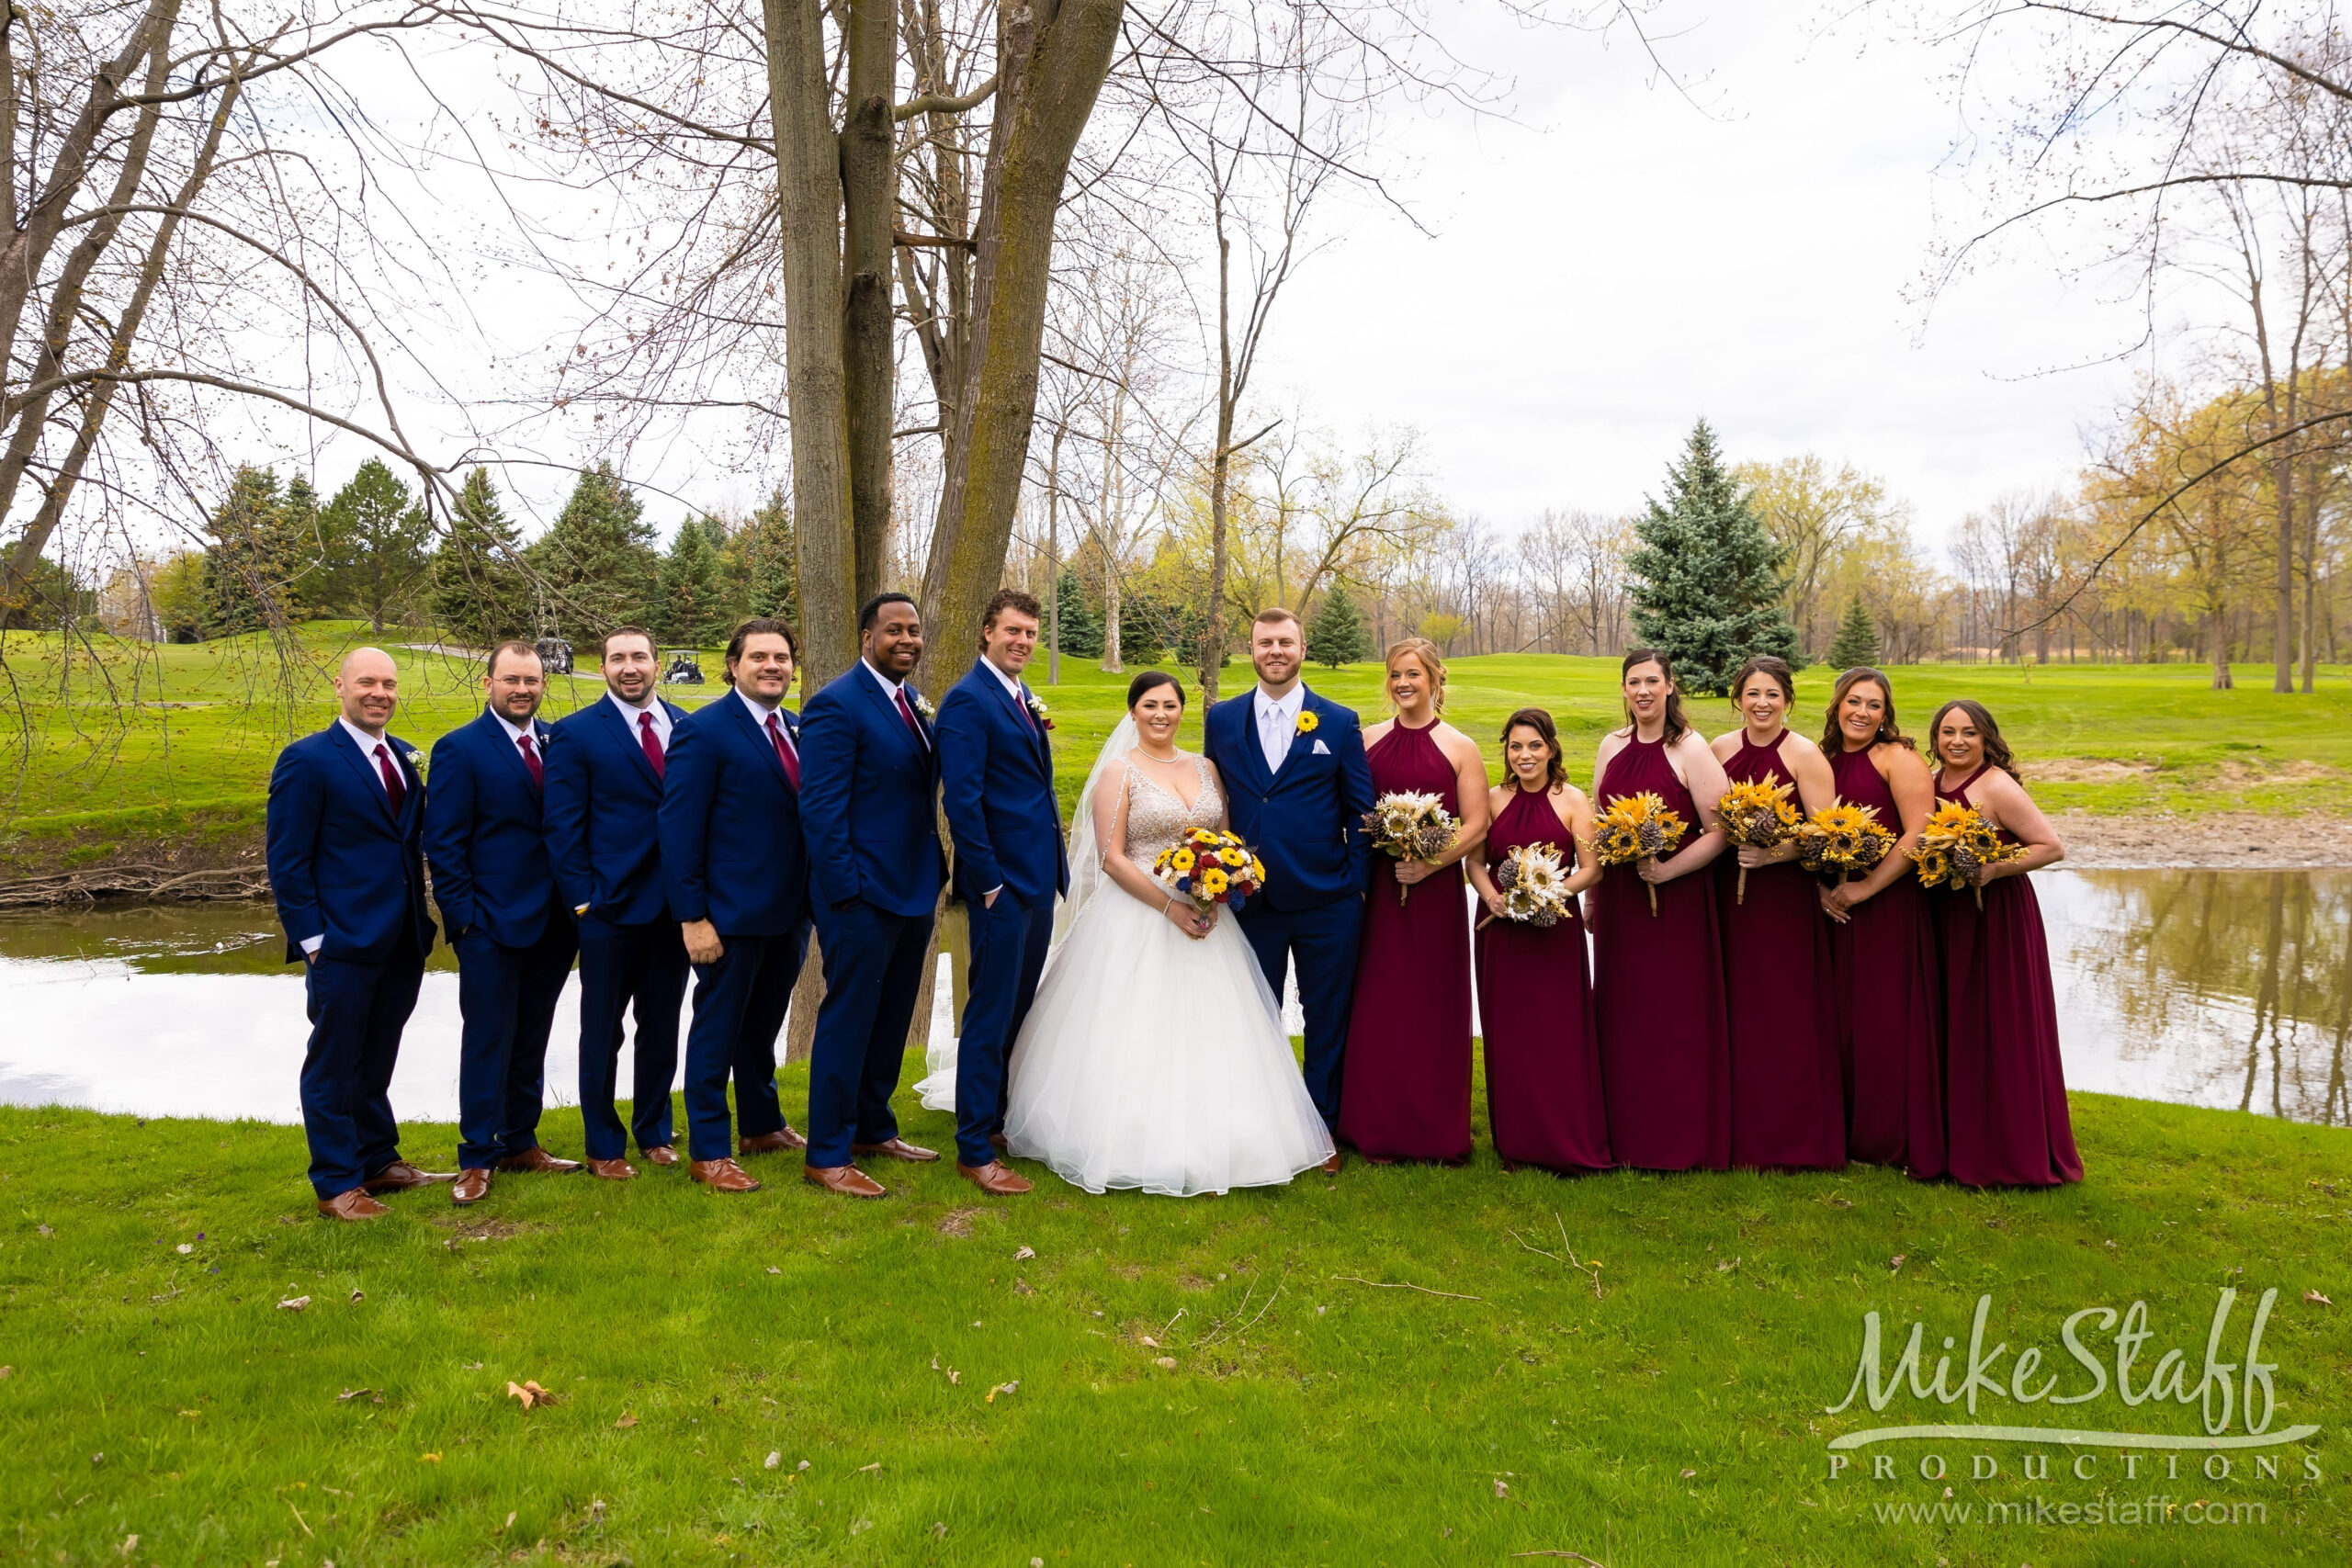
left=1057, top=714, right=1136, bottom=944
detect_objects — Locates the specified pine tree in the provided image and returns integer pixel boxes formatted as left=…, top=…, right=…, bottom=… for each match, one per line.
left=1625, top=420, right=1800, bottom=694
left=1306, top=585, right=1371, bottom=669
left=204, top=467, right=315, bottom=635
left=656, top=516, right=731, bottom=649
left=725, top=487, right=797, bottom=626
left=320, top=458, right=432, bottom=633
left=1825, top=593, right=1881, bottom=671
left=1053, top=565, right=1103, bottom=658
left=527, top=460, right=658, bottom=637
left=430, top=468, right=533, bottom=649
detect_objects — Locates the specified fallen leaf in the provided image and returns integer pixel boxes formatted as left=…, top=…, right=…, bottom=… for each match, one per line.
left=1887, top=1256, right=1906, bottom=1273
left=36, top=1224, right=51, bottom=1237
left=505, top=1380, right=556, bottom=1410
left=1014, top=1246, right=1035, bottom=1261
left=947, top=1368, right=961, bottom=1384
left=420, top=1453, right=440, bottom=1463
left=932, top=1522, right=946, bottom=1539
left=121, top=1534, right=138, bottom=1553
left=2306, top=1290, right=2334, bottom=1306
left=350, top=1289, right=364, bottom=1303
left=1713, top=1257, right=1739, bottom=1273
left=180, top=1408, right=200, bottom=1417
left=277, top=1296, right=311, bottom=1312
left=797, top=1460, right=811, bottom=1472
left=764, top=1451, right=780, bottom=1470
left=465, top=1361, right=483, bottom=1371
left=1154, top=1356, right=1177, bottom=1370
left=765, top=1266, right=781, bottom=1275
left=175, top=1243, right=193, bottom=1255
left=987, top=1382, right=1019, bottom=1403
left=614, top=1413, right=638, bottom=1428
left=1492, top=1479, right=1509, bottom=1498
left=858, top=1461, right=881, bottom=1472
left=1680, top=1468, right=1697, bottom=1479
left=1140, top=1336, right=1159, bottom=1348
left=0, top=1367, right=11, bottom=1380
left=503, top=1512, right=516, bottom=1532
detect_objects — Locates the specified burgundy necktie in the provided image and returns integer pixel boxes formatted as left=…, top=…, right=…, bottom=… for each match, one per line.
left=639, top=710, right=665, bottom=779
left=517, top=731, right=543, bottom=790
left=767, top=713, right=801, bottom=791
left=895, top=686, right=927, bottom=747
left=1012, top=685, right=1038, bottom=734
left=374, top=743, right=407, bottom=815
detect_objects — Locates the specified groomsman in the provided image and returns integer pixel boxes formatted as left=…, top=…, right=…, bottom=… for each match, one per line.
left=935, top=589, right=1067, bottom=1197
left=424, top=642, right=582, bottom=1205
left=658, top=618, right=814, bottom=1193
left=266, top=647, right=451, bottom=1219
left=797, top=592, right=948, bottom=1198
left=1203, top=606, right=1373, bottom=1170
left=544, top=626, right=692, bottom=1179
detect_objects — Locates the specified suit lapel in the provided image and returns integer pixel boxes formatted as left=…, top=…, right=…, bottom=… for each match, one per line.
left=859, top=663, right=930, bottom=763
left=726, top=692, right=795, bottom=791
left=977, top=663, right=1050, bottom=778
left=1223, top=694, right=1272, bottom=795
left=482, top=706, right=539, bottom=794
left=596, top=694, right=662, bottom=789
left=330, top=724, right=401, bottom=826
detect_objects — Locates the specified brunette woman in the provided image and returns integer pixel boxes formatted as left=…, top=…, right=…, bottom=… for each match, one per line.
left=1588, top=649, right=1732, bottom=1171
left=1466, top=709, right=1609, bottom=1174
left=1928, top=700, right=2081, bottom=1189
left=1819, top=669, right=1946, bottom=1178
left=1336, top=638, right=1490, bottom=1163
left=1708, top=656, right=1844, bottom=1170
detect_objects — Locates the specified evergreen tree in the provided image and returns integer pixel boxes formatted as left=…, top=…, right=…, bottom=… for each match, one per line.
left=204, top=467, right=315, bottom=635
left=527, top=460, right=658, bottom=637
left=430, top=468, right=533, bottom=649
left=1824, top=593, right=1881, bottom=671
left=320, top=458, right=432, bottom=633
left=725, top=488, right=797, bottom=626
left=656, top=516, right=731, bottom=648
left=1306, top=585, right=1371, bottom=669
left=1625, top=419, right=1800, bottom=694
left=1053, top=565, right=1103, bottom=658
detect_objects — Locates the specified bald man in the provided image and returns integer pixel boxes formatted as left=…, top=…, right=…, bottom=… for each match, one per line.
left=266, top=647, right=452, bottom=1220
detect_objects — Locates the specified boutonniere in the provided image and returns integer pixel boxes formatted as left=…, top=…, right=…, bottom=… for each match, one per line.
left=1024, top=691, right=1055, bottom=730
left=1295, top=709, right=1319, bottom=735
left=910, top=690, right=936, bottom=724
left=403, top=748, right=427, bottom=784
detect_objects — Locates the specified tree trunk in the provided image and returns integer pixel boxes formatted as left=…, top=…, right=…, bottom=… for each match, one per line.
left=1200, top=212, right=1235, bottom=705
left=2211, top=605, right=2233, bottom=689
left=842, top=0, right=896, bottom=610
left=1101, top=564, right=1122, bottom=672
left=1045, top=423, right=1063, bottom=685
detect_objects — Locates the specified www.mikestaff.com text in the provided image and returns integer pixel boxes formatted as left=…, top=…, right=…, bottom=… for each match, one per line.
left=1871, top=1495, right=2267, bottom=1528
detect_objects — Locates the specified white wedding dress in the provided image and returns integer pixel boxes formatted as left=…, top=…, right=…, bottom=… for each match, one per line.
left=1001, top=750, right=1335, bottom=1197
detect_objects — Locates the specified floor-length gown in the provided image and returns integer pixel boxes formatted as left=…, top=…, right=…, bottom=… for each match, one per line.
left=1476, top=785, right=1611, bottom=1172
left=1826, top=746, right=1946, bottom=1178
left=1591, top=736, right=1731, bottom=1171
left=1931, top=764, right=2083, bottom=1189
left=1002, top=756, right=1334, bottom=1196
left=1715, top=731, right=1845, bottom=1169
left=1336, top=719, right=1474, bottom=1162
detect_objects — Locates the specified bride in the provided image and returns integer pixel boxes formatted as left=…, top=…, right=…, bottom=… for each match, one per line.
left=1000, top=671, right=1334, bottom=1196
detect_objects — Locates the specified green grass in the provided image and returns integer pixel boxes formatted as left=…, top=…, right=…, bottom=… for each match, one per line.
left=0, top=1087, right=2344, bottom=1565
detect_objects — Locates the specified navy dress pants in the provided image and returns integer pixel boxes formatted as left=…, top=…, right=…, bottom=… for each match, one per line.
left=682, top=925, right=811, bottom=1162
left=300, top=937, right=425, bottom=1199
left=954, top=894, right=1054, bottom=1167
left=1236, top=895, right=1363, bottom=1129
left=576, top=919, right=690, bottom=1159
left=806, top=900, right=934, bottom=1168
left=453, top=921, right=579, bottom=1169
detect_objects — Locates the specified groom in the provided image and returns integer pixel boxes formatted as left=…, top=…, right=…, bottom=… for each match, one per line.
left=1204, top=606, right=1373, bottom=1173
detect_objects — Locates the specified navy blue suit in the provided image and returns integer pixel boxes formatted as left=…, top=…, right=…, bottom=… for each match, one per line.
left=658, top=691, right=813, bottom=1161
left=935, top=659, right=1068, bottom=1166
left=424, top=706, right=577, bottom=1170
left=266, top=723, right=435, bottom=1199
left=1202, top=686, right=1375, bottom=1126
left=544, top=694, right=692, bottom=1159
left=797, top=661, right=948, bottom=1167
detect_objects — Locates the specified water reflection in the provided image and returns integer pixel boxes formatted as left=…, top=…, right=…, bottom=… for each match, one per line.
left=2, top=871, right=2347, bottom=1127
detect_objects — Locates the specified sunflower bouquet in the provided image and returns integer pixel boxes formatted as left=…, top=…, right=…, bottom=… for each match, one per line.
left=1487, top=841, right=1575, bottom=929
left=1795, top=800, right=1897, bottom=886
left=1715, top=776, right=1801, bottom=906
left=1906, top=801, right=2022, bottom=910
left=1594, top=791, right=1690, bottom=918
left=1363, top=790, right=1460, bottom=905
left=1152, top=828, right=1267, bottom=913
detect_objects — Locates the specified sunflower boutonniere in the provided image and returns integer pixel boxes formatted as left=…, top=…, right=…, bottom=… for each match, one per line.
left=1295, top=708, right=1319, bottom=736
left=1023, top=691, right=1054, bottom=730
left=403, top=748, right=427, bottom=785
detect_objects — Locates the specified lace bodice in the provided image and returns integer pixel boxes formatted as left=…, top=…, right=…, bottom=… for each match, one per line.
left=1123, top=756, right=1225, bottom=862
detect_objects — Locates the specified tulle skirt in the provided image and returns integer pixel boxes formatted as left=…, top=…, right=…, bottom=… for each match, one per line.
left=1003, top=888, right=1334, bottom=1197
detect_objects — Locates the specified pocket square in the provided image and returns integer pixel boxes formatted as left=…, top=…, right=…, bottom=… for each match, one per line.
left=1312, top=738, right=1330, bottom=755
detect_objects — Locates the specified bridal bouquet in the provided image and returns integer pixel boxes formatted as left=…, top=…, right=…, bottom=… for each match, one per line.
left=1796, top=800, right=1896, bottom=886
left=1153, top=828, right=1266, bottom=913
left=1594, top=791, right=1689, bottom=918
left=1488, top=842, right=1574, bottom=929
left=1715, top=776, right=1800, bottom=906
left=1907, top=801, right=2022, bottom=910
left=1363, top=791, right=1460, bottom=905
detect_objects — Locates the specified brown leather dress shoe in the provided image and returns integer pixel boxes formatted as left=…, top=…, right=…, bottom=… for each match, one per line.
left=317, top=1189, right=390, bottom=1221
left=990, top=1133, right=1010, bottom=1152
left=690, top=1157, right=761, bottom=1193
left=957, top=1160, right=1032, bottom=1196
left=587, top=1156, right=638, bottom=1180
left=363, top=1160, right=456, bottom=1193
left=495, top=1147, right=582, bottom=1174
left=642, top=1145, right=680, bottom=1167
left=452, top=1168, right=492, bottom=1205
left=851, top=1137, right=938, bottom=1163
left=1319, top=1151, right=1345, bottom=1175
left=803, top=1163, right=887, bottom=1198
left=738, top=1127, right=808, bottom=1155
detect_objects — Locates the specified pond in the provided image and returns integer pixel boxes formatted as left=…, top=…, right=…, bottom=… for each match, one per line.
left=0, top=870, right=2345, bottom=1128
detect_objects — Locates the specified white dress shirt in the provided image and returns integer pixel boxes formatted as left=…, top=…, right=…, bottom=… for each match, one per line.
left=1253, top=683, right=1306, bottom=774
left=982, top=655, right=1030, bottom=715
left=313, top=718, right=406, bottom=955
left=607, top=688, right=672, bottom=749
left=490, top=707, right=544, bottom=753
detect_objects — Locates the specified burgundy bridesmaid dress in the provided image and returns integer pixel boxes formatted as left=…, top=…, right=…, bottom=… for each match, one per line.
left=1337, top=720, right=1474, bottom=1162
left=1476, top=786, right=1611, bottom=1173
left=1826, top=746, right=1946, bottom=1177
left=1715, top=731, right=1845, bottom=1170
left=1931, top=764, right=2083, bottom=1189
left=1591, top=736, right=1730, bottom=1171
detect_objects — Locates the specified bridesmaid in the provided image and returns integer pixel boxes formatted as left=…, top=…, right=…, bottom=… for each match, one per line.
left=1928, top=699, right=2082, bottom=1189
left=1466, top=708, right=1610, bottom=1174
left=1589, top=648, right=1732, bottom=1171
left=1337, top=637, right=1490, bottom=1164
left=1709, top=655, right=1844, bottom=1170
left=1819, top=668, right=1945, bottom=1177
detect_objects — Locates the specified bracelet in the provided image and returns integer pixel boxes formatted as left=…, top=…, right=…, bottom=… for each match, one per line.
left=1163, top=892, right=1176, bottom=914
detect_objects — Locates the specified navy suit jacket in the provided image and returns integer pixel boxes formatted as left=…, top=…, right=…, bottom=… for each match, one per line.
left=266, top=724, right=436, bottom=964
left=657, top=692, right=810, bottom=937
left=544, top=694, right=688, bottom=930
left=935, top=660, right=1069, bottom=909
left=1202, top=686, right=1374, bottom=912
left=797, top=663, right=947, bottom=919
left=422, top=705, right=568, bottom=948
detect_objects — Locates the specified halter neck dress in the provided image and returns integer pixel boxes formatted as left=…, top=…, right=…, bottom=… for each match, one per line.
left=1337, top=719, right=1474, bottom=1162
left=1714, top=729, right=1845, bottom=1169
left=1930, top=763, right=2082, bottom=1189
left=1590, top=734, right=1730, bottom=1171
left=1476, top=784, right=1611, bottom=1173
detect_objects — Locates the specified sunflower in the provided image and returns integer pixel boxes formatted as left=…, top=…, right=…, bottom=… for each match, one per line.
left=1171, top=848, right=1195, bottom=872
left=1201, top=868, right=1230, bottom=897
left=1295, top=710, right=1319, bottom=734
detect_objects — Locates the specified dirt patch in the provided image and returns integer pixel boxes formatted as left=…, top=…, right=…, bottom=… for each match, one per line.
left=2052, top=810, right=2352, bottom=869
left=2211, top=759, right=2335, bottom=789
left=934, top=1206, right=978, bottom=1238
left=2025, top=758, right=2155, bottom=784
left=429, top=1216, right=534, bottom=1241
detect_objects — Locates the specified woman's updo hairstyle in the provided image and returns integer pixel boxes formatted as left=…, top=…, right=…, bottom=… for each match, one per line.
left=1126, top=670, right=1185, bottom=710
